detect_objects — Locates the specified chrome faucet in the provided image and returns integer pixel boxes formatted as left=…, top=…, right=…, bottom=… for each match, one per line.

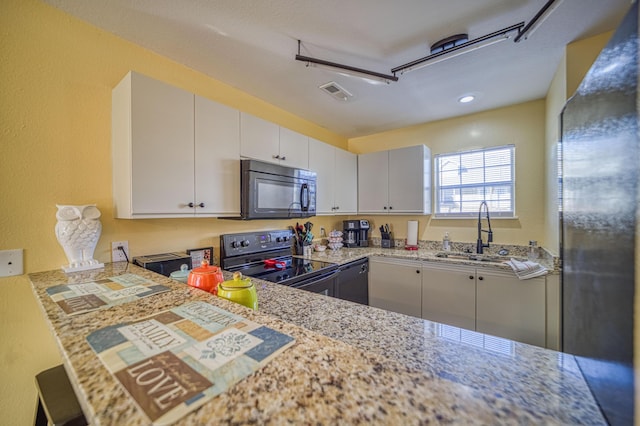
left=476, top=201, right=493, bottom=254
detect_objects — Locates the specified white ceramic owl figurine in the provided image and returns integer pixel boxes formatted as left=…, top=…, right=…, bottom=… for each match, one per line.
left=55, top=204, right=104, bottom=272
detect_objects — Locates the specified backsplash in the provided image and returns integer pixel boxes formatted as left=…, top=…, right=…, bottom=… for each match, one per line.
left=367, top=237, right=560, bottom=270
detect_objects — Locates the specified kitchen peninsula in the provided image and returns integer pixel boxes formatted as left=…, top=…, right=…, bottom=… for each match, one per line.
left=29, top=261, right=603, bottom=425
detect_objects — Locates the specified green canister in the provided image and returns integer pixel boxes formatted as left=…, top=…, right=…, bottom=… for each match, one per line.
left=217, top=272, right=258, bottom=310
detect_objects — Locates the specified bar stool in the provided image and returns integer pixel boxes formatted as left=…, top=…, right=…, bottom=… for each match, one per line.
left=34, top=364, right=87, bottom=426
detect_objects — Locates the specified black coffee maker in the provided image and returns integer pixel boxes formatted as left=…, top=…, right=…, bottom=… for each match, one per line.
left=343, top=220, right=370, bottom=248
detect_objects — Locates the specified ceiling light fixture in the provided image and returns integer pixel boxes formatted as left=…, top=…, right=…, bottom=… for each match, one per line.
left=430, top=34, right=469, bottom=54
left=514, top=0, right=565, bottom=43
left=391, top=23, right=524, bottom=75
left=459, top=95, right=475, bottom=103
left=295, top=40, right=398, bottom=84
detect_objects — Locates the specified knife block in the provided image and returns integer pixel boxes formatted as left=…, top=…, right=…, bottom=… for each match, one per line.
left=381, top=232, right=394, bottom=248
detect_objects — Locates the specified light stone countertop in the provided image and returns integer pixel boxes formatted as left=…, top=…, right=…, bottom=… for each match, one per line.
left=299, top=244, right=558, bottom=273
left=28, top=252, right=599, bottom=425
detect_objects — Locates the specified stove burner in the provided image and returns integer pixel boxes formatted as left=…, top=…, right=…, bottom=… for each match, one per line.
left=264, top=259, right=287, bottom=269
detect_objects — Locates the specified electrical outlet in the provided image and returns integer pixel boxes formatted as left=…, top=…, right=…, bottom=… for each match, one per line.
left=111, top=241, right=130, bottom=262
left=0, top=249, right=24, bottom=277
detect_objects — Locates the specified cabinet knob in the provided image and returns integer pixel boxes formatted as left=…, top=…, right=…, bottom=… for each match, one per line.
left=478, top=276, right=484, bottom=281
left=273, top=154, right=280, bottom=159
left=469, top=275, right=474, bottom=280
left=416, top=270, right=420, bottom=274
left=383, top=206, right=387, bottom=210
left=389, top=206, right=393, bottom=210
left=197, top=203, right=205, bottom=208
left=188, top=202, right=194, bottom=208
left=335, top=206, right=339, bottom=210
left=280, top=156, right=286, bottom=160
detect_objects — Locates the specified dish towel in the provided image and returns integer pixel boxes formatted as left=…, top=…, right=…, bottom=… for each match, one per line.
left=505, top=258, right=548, bottom=280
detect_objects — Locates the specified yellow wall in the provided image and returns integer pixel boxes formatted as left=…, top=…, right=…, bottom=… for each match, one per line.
left=349, top=100, right=546, bottom=247
left=566, top=32, right=614, bottom=98
left=543, top=53, right=566, bottom=256
left=0, top=1, right=346, bottom=423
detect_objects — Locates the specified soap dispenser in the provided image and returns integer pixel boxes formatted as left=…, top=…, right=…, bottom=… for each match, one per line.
left=443, top=232, right=451, bottom=251
left=528, top=240, right=538, bottom=262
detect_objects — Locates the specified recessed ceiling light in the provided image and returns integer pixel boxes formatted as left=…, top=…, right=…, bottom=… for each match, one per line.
left=459, top=95, right=475, bottom=103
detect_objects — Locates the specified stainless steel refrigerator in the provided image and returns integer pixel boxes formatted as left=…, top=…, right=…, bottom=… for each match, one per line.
left=560, top=2, right=637, bottom=424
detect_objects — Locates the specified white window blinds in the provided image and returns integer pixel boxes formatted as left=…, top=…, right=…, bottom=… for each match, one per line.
left=435, top=145, right=515, bottom=218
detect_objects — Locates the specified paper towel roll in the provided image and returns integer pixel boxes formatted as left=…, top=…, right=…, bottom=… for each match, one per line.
left=407, top=221, right=418, bottom=246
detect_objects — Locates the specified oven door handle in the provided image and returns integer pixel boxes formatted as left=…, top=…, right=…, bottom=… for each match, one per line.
left=300, top=183, right=310, bottom=212
left=291, top=269, right=339, bottom=288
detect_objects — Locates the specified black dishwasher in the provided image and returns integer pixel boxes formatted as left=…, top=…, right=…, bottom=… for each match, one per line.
left=336, top=258, right=369, bottom=305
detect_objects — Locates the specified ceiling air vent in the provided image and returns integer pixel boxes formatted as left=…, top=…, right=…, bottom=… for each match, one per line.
left=319, top=81, right=353, bottom=101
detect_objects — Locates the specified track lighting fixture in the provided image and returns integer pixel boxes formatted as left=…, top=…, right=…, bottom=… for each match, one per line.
left=391, top=23, right=523, bottom=75
left=515, top=0, right=565, bottom=42
left=295, top=0, right=564, bottom=81
left=295, top=41, right=398, bottom=84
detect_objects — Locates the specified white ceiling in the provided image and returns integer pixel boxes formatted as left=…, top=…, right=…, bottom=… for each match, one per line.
left=43, top=0, right=631, bottom=138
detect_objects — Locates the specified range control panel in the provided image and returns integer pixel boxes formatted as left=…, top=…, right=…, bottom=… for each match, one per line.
left=220, top=229, right=293, bottom=258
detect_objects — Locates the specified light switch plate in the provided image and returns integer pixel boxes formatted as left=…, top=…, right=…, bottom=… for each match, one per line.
left=0, top=249, right=24, bottom=277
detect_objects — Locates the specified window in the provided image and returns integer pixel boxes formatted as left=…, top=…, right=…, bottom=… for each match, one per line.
left=434, top=145, right=515, bottom=218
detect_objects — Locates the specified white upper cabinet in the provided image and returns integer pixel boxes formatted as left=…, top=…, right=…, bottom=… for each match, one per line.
left=279, top=127, right=309, bottom=169
left=309, top=139, right=357, bottom=215
left=194, top=95, right=240, bottom=217
left=112, top=71, right=240, bottom=218
left=357, top=150, right=389, bottom=213
left=389, top=145, right=431, bottom=214
left=333, top=147, right=358, bottom=214
left=240, top=112, right=309, bottom=169
left=358, top=145, right=431, bottom=214
left=308, top=138, right=335, bottom=214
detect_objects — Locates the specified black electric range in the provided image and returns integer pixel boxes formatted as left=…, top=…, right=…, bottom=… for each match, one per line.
left=220, top=230, right=339, bottom=296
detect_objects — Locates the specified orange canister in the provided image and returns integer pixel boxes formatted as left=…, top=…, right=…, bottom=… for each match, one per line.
left=187, top=260, right=224, bottom=295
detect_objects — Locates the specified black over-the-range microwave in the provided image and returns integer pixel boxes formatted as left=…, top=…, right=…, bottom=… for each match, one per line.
left=228, top=159, right=316, bottom=220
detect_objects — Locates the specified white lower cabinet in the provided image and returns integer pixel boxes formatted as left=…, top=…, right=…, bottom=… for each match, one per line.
left=368, top=257, right=422, bottom=317
left=476, top=268, right=546, bottom=347
left=372, top=257, right=551, bottom=348
left=421, top=263, right=476, bottom=330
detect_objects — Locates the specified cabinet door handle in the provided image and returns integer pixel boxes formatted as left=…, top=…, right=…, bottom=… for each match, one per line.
left=469, top=275, right=474, bottom=280
left=478, top=276, right=484, bottom=281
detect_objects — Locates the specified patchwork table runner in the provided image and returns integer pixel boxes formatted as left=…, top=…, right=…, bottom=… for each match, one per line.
left=86, top=301, right=295, bottom=425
